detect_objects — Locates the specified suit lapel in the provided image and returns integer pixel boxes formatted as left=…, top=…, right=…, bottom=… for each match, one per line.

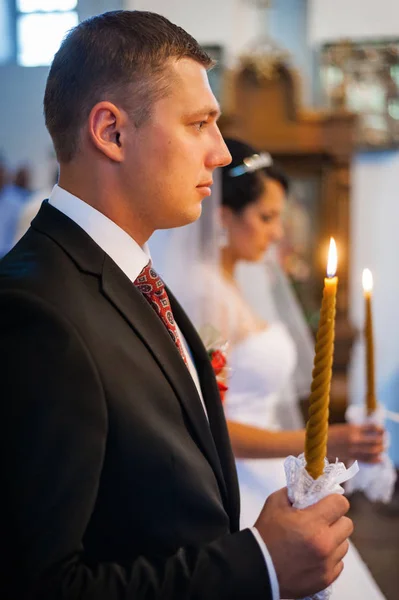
left=169, top=290, right=240, bottom=531
left=101, top=255, right=231, bottom=510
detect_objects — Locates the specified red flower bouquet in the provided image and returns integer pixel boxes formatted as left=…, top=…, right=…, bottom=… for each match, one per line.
left=208, top=349, right=228, bottom=403
left=200, top=325, right=230, bottom=404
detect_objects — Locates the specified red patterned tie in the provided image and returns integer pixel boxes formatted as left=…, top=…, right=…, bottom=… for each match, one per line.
left=134, top=262, right=188, bottom=365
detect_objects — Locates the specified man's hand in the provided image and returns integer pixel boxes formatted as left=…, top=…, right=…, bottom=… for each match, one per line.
left=328, top=423, right=385, bottom=463
left=255, top=488, right=353, bottom=599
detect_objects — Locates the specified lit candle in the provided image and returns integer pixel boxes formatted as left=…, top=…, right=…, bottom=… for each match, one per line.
left=363, top=268, right=377, bottom=415
left=305, top=238, right=338, bottom=479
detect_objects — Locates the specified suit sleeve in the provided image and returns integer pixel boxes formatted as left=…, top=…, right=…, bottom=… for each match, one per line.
left=0, top=291, right=271, bottom=600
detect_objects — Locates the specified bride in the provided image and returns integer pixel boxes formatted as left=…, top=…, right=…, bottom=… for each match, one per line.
left=162, top=137, right=386, bottom=599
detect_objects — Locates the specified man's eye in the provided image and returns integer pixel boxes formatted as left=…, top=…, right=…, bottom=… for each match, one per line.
left=194, top=121, right=207, bottom=131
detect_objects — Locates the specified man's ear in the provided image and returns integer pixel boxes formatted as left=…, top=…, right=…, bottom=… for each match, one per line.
left=87, top=101, right=128, bottom=162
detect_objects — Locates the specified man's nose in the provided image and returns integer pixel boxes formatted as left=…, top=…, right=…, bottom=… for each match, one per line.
left=211, top=131, right=232, bottom=169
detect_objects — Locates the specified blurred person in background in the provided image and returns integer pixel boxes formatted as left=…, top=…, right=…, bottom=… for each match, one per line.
left=14, top=164, right=59, bottom=243
left=0, top=156, right=30, bottom=257
left=13, top=165, right=32, bottom=197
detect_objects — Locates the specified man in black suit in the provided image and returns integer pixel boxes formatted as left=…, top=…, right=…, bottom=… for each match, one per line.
left=0, top=11, right=352, bottom=600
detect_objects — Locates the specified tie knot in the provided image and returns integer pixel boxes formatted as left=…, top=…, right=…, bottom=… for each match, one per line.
left=134, top=262, right=165, bottom=297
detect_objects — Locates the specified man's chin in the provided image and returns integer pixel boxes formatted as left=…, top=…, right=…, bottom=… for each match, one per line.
left=154, top=201, right=204, bottom=230
left=185, top=203, right=203, bottom=224
left=169, top=205, right=203, bottom=229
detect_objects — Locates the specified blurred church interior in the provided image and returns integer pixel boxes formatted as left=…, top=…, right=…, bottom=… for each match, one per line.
left=1, top=1, right=399, bottom=597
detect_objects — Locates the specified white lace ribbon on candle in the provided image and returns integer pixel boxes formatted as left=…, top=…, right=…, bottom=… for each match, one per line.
left=284, top=453, right=359, bottom=600
left=345, top=403, right=397, bottom=503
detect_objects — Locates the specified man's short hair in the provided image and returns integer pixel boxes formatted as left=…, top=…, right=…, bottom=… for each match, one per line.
left=44, top=10, right=213, bottom=163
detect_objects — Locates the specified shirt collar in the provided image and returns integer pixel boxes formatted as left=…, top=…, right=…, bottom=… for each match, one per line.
left=49, top=184, right=151, bottom=283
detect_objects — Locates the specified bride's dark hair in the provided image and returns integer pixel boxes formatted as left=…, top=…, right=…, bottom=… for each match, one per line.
left=222, top=138, right=289, bottom=213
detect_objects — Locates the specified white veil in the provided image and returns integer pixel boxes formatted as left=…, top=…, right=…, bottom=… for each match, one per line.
left=160, top=166, right=315, bottom=429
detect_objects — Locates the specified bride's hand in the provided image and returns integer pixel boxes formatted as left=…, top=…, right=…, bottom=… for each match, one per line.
left=327, top=423, right=385, bottom=463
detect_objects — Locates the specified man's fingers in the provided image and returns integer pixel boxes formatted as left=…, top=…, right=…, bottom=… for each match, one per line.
left=330, top=559, right=345, bottom=585
left=324, top=550, right=347, bottom=590
left=333, top=540, right=350, bottom=564
left=265, top=487, right=291, bottom=509
left=330, top=516, right=353, bottom=546
left=327, top=540, right=350, bottom=573
left=305, top=494, right=350, bottom=524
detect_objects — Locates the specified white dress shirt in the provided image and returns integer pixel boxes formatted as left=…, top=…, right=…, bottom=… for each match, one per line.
left=48, top=185, right=279, bottom=600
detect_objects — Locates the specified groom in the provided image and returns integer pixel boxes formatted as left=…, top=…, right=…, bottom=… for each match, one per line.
left=0, top=11, right=352, bottom=600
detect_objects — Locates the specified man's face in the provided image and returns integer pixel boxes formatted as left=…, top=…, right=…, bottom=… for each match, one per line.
left=123, top=58, right=231, bottom=231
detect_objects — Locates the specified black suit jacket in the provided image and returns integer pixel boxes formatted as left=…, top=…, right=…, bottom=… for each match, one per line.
left=0, top=202, right=271, bottom=599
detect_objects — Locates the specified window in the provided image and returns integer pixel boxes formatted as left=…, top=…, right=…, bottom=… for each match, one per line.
left=16, top=0, right=78, bottom=66
left=0, top=0, right=13, bottom=62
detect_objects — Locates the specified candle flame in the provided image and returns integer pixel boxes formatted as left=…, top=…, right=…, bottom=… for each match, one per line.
left=362, top=268, right=373, bottom=293
left=326, top=238, right=337, bottom=278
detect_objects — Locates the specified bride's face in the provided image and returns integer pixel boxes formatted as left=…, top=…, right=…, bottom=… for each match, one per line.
left=225, top=176, right=285, bottom=262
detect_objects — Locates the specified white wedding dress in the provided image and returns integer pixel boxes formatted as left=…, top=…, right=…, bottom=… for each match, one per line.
left=215, top=271, right=386, bottom=600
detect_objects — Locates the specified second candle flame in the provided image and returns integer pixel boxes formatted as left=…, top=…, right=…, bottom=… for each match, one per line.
left=326, top=237, right=338, bottom=278
left=362, top=268, right=373, bottom=293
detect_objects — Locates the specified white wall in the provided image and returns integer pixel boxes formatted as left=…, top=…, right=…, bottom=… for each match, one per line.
left=309, top=0, right=399, bottom=463
left=309, top=0, right=399, bottom=45
left=128, top=0, right=259, bottom=65
left=129, top=1, right=312, bottom=94
left=269, top=0, right=313, bottom=103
